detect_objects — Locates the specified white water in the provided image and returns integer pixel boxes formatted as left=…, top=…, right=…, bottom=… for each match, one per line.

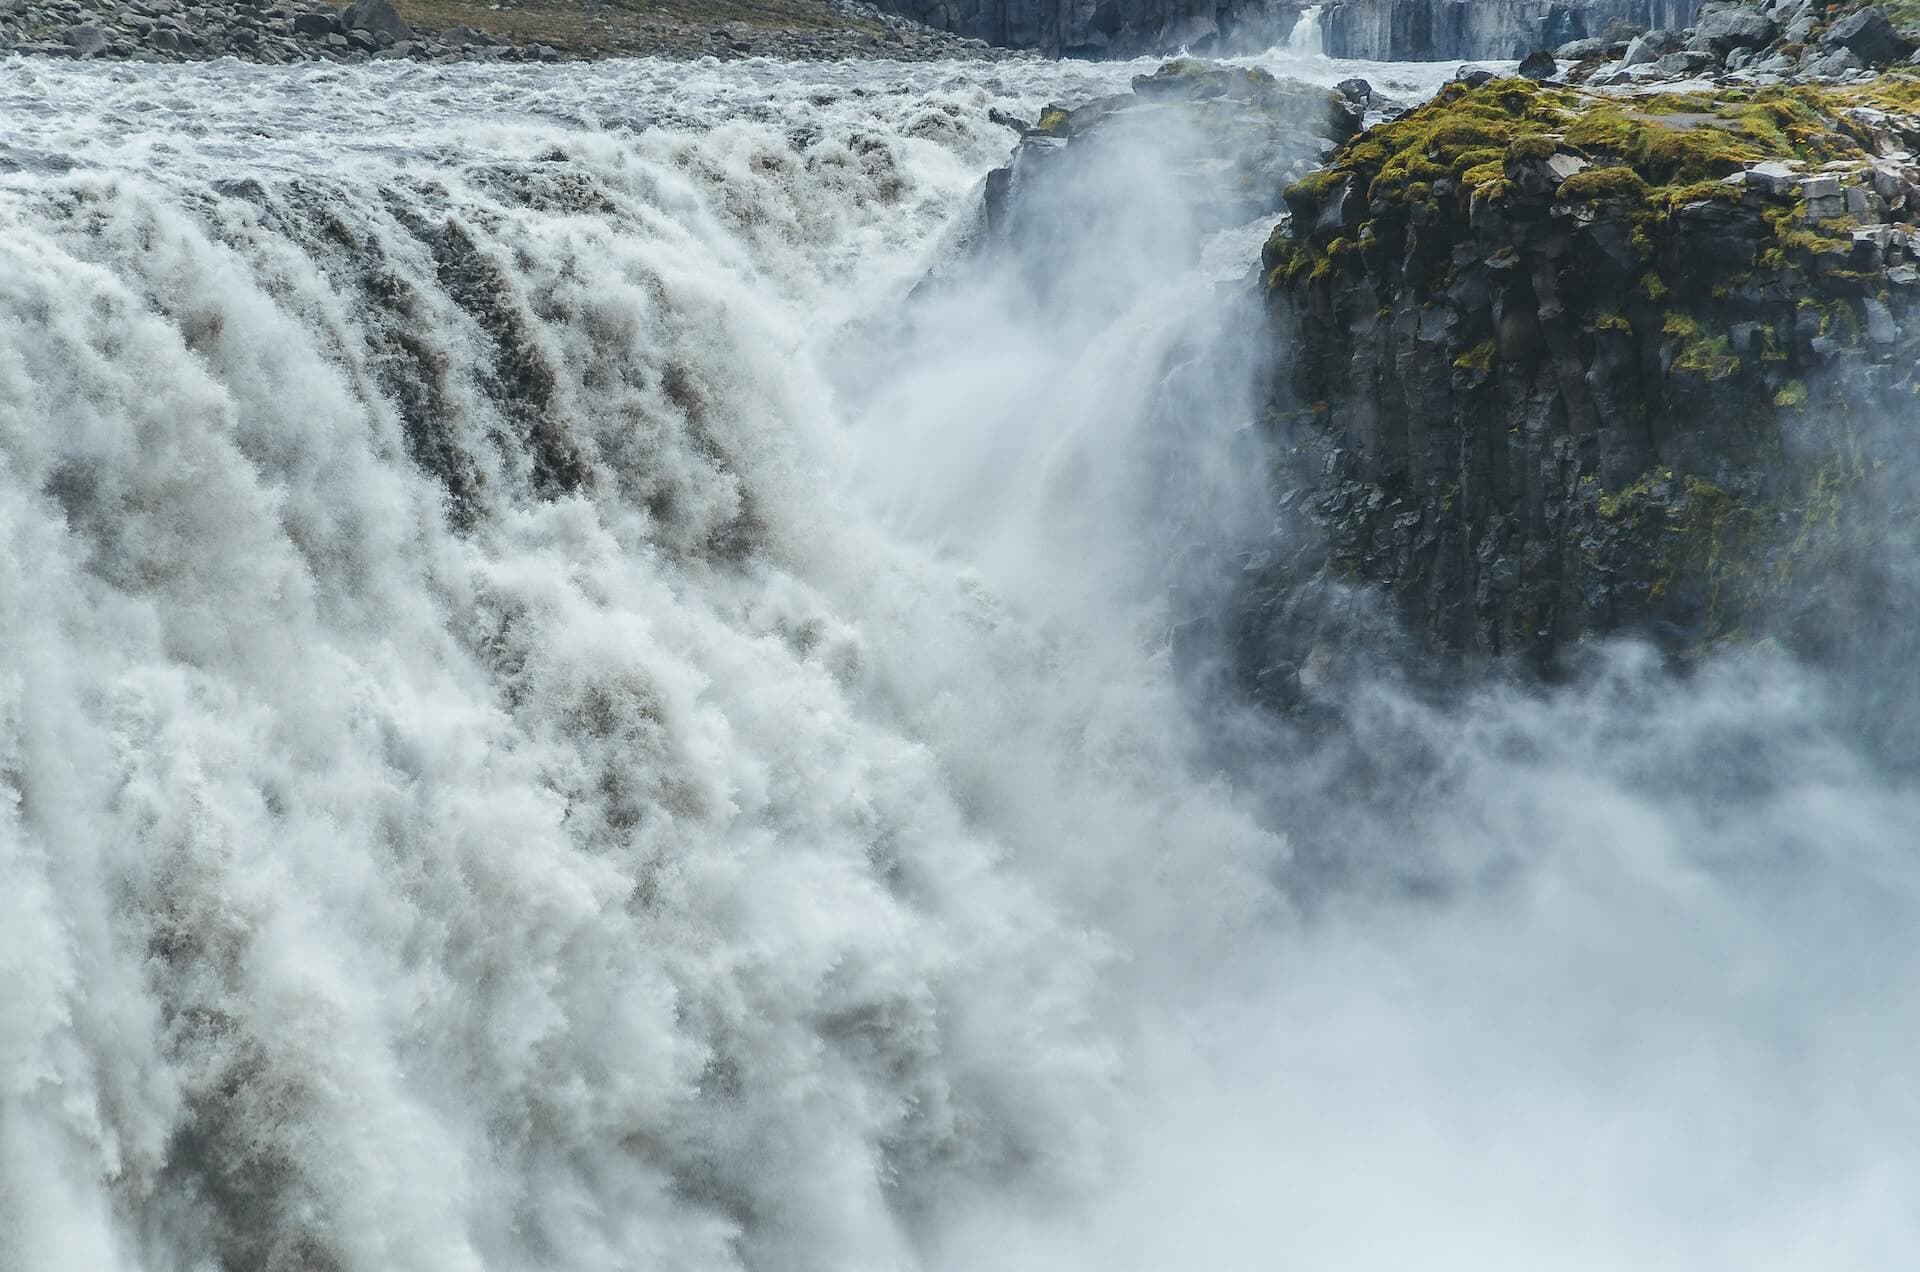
left=3, top=48, right=1919, bottom=1272
left=1287, top=4, right=1324, bottom=57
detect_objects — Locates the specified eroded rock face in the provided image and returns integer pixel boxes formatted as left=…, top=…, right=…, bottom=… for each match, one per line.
left=973, top=58, right=1366, bottom=264
left=867, top=0, right=1291, bottom=56
left=1245, top=76, right=1920, bottom=690
left=1318, top=0, right=1702, bottom=62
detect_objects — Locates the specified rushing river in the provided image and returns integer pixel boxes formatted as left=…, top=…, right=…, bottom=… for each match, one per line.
left=3, top=45, right=1918, bottom=1272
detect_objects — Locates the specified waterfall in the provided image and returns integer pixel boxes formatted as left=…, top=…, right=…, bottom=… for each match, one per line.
left=1287, top=3, right=1325, bottom=55
left=4, top=47, right=1920, bottom=1272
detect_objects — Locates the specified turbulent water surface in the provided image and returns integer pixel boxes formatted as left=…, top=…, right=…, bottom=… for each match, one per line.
left=3, top=44, right=1919, bottom=1272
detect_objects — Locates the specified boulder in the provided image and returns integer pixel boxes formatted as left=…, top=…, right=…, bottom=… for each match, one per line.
left=1518, top=49, right=1556, bottom=79
left=291, top=11, right=335, bottom=35
left=1821, top=6, right=1913, bottom=65
left=1804, top=45, right=1867, bottom=77
left=1686, top=6, right=1775, bottom=54
left=1554, top=37, right=1609, bottom=60
left=339, top=0, right=409, bottom=42
left=1653, top=48, right=1715, bottom=75
left=1334, top=76, right=1372, bottom=108
left=62, top=24, right=107, bottom=54
left=1621, top=28, right=1683, bottom=66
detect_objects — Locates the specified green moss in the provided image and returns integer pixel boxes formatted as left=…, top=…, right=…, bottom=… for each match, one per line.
left=1461, top=160, right=1507, bottom=195
left=1658, top=178, right=1743, bottom=208
left=1557, top=165, right=1651, bottom=201
left=1453, top=338, right=1496, bottom=372
left=1286, top=166, right=1348, bottom=202
left=1034, top=107, right=1070, bottom=137
left=1596, top=312, right=1631, bottom=332
left=1774, top=380, right=1809, bottom=408
left=1506, top=133, right=1558, bottom=161
left=1663, top=313, right=1740, bottom=380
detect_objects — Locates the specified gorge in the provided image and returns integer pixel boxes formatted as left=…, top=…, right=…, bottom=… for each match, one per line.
left=4, top=11, right=1920, bottom=1272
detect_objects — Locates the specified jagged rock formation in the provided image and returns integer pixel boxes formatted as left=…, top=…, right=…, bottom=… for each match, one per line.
left=976, top=57, right=1364, bottom=255
left=1242, top=73, right=1920, bottom=689
left=867, top=0, right=1295, bottom=56
left=1318, top=0, right=1701, bottom=61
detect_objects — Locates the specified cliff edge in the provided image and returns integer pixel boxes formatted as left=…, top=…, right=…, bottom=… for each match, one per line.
left=1245, top=72, right=1920, bottom=693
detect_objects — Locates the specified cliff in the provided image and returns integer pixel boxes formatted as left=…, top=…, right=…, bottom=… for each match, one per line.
left=1244, top=73, right=1920, bottom=692
left=867, top=0, right=1702, bottom=57
left=1319, top=0, right=1702, bottom=60
left=867, top=0, right=1293, bottom=56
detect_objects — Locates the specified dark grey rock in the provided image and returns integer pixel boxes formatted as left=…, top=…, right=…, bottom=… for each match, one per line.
left=1804, top=45, right=1866, bottom=77
left=1823, top=7, right=1913, bottom=65
left=1555, top=36, right=1609, bottom=59
left=338, top=0, right=408, bottom=41
left=291, top=10, right=333, bottom=34
left=62, top=23, right=107, bottom=53
left=1654, top=48, right=1715, bottom=74
left=1686, top=5, right=1773, bottom=54
left=1518, top=48, right=1556, bottom=78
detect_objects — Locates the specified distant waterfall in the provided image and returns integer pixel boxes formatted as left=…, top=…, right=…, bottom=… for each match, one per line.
left=1287, top=3, right=1324, bottom=54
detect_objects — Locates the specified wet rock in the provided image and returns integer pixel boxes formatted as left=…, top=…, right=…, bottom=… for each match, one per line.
left=1253, top=75, right=1920, bottom=676
left=339, top=0, right=409, bottom=41
left=1518, top=49, right=1556, bottom=79
left=63, top=23, right=107, bottom=53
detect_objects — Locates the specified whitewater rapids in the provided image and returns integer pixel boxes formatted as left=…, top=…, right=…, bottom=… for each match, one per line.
left=4, top=47, right=1919, bottom=1272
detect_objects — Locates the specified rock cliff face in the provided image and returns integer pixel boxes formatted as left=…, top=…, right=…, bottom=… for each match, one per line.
left=868, top=0, right=1294, bottom=56
left=1319, top=0, right=1702, bottom=61
left=1244, top=74, right=1920, bottom=692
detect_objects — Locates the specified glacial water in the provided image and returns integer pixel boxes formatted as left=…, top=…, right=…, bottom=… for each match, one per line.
left=3, top=45, right=1918, bottom=1272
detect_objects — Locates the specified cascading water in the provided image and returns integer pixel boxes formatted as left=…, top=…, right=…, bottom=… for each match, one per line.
left=1287, top=4, right=1324, bottom=56
left=4, top=44, right=1920, bottom=1272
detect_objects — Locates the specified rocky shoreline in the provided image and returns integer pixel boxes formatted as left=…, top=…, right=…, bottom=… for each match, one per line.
left=0, top=0, right=1007, bottom=63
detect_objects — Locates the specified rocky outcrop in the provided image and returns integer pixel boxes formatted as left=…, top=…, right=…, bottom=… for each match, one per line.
left=965, top=57, right=1367, bottom=287
left=1243, top=74, right=1920, bottom=690
left=1319, top=0, right=1701, bottom=61
left=868, top=0, right=1295, bottom=56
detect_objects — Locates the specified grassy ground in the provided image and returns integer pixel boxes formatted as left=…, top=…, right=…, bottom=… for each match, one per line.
left=390, top=0, right=881, bottom=49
